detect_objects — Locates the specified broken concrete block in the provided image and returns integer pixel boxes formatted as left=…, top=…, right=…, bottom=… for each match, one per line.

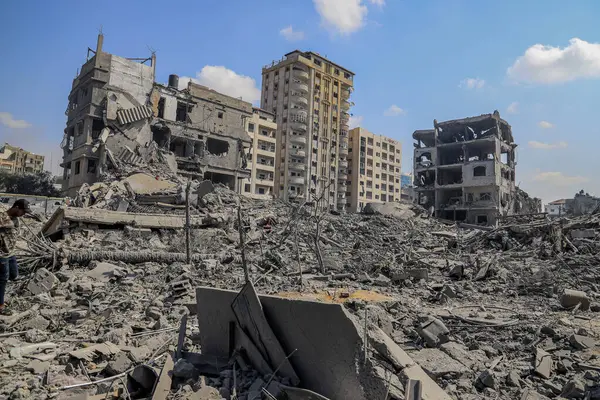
left=372, top=274, right=391, bottom=287
left=124, top=225, right=152, bottom=237
left=520, top=389, right=551, bottom=400
left=104, top=352, right=132, bottom=376
left=507, top=370, right=521, bottom=388
left=448, top=264, right=464, bottom=279
left=476, top=370, right=495, bottom=389
left=560, top=289, right=590, bottom=310
left=571, top=229, right=595, bottom=239
left=534, top=347, right=553, bottom=379
left=410, top=348, right=469, bottom=379
left=145, top=306, right=162, bottom=320
left=86, top=261, right=121, bottom=282
left=25, top=360, right=50, bottom=374
left=440, top=341, right=488, bottom=369
left=569, top=334, right=595, bottom=350
left=173, top=359, right=196, bottom=379
left=561, top=377, right=586, bottom=399
left=418, top=317, right=450, bottom=347
left=27, top=268, right=57, bottom=295
left=22, top=315, right=50, bottom=331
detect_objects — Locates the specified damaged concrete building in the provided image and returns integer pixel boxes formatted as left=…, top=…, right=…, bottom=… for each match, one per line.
left=150, top=77, right=252, bottom=189
left=413, top=111, right=517, bottom=225
left=60, top=34, right=251, bottom=196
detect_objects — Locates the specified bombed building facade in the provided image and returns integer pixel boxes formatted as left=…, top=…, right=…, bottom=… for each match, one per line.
left=60, top=34, right=251, bottom=197
left=413, top=111, right=517, bottom=225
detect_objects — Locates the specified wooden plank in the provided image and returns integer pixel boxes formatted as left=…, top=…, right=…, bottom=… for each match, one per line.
left=231, top=281, right=299, bottom=385
left=151, top=352, right=174, bottom=400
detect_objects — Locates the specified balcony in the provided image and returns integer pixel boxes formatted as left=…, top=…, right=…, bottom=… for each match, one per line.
left=290, top=135, right=307, bottom=145
left=338, top=171, right=348, bottom=180
left=290, top=148, right=306, bottom=158
left=290, top=176, right=305, bottom=185
left=338, top=159, right=348, bottom=168
left=339, top=145, right=349, bottom=156
left=292, top=81, right=309, bottom=93
left=293, top=96, right=308, bottom=106
left=291, top=121, right=307, bottom=132
left=338, top=181, right=347, bottom=191
left=294, top=69, right=309, bottom=81
left=341, top=112, right=350, bottom=122
left=289, top=162, right=306, bottom=171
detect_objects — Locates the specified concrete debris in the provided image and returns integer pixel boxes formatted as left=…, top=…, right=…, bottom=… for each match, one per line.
left=6, top=156, right=600, bottom=399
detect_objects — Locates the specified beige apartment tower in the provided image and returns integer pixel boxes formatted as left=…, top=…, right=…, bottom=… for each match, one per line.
left=347, top=128, right=402, bottom=212
left=261, top=51, right=354, bottom=211
left=243, top=108, right=277, bottom=199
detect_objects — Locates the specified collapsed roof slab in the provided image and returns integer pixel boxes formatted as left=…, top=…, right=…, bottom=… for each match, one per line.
left=195, top=286, right=451, bottom=400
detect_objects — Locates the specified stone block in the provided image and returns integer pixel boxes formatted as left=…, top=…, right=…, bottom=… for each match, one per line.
left=27, top=268, right=57, bottom=295
left=560, top=289, right=590, bottom=311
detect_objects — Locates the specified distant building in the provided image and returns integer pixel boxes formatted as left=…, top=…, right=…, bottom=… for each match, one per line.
left=243, top=108, right=277, bottom=199
left=545, top=199, right=569, bottom=217
left=400, top=172, right=414, bottom=202
left=568, top=191, right=600, bottom=216
left=0, top=143, right=45, bottom=174
left=347, top=127, right=402, bottom=212
left=413, top=111, right=517, bottom=226
left=261, top=50, right=354, bottom=211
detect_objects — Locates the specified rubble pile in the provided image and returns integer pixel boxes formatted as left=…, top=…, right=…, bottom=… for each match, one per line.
left=2, top=180, right=600, bottom=399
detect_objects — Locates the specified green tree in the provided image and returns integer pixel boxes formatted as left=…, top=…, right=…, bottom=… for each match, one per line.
left=0, top=170, right=61, bottom=197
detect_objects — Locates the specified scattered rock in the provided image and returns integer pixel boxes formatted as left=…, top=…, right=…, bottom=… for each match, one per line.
left=560, top=289, right=590, bottom=311
left=418, top=316, right=450, bottom=347
left=173, top=359, right=196, bottom=379
left=104, top=352, right=132, bottom=376
left=25, top=360, right=50, bottom=374
left=534, top=347, right=553, bottom=379
left=561, top=376, right=586, bottom=399
left=569, top=334, right=595, bottom=350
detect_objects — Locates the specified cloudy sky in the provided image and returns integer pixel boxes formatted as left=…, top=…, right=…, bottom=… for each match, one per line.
left=1, top=0, right=599, bottom=204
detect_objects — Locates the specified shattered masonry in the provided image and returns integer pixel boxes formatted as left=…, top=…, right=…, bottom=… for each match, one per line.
left=413, top=110, right=519, bottom=226
left=61, top=34, right=252, bottom=197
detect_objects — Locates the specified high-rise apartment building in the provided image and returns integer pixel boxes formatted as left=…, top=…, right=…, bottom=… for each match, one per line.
left=243, top=108, right=277, bottom=199
left=261, top=51, right=354, bottom=211
left=0, top=143, right=45, bottom=174
left=347, top=128, right=402, bottom=212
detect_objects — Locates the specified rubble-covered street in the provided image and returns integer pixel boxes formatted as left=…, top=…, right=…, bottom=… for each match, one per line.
left=2, top=172, right=600, bottom=400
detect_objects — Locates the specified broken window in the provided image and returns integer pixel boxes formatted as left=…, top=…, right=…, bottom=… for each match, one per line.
left=91, top=119, right=104, bottom=140
left=473, top=166, right=486, bottom=177
left=245, top=184, right=251, bottom=192
left=467, top=193, right=474, bottom=203
left=76, top=122, right=84, bottom=136
left=87, top=159, right=97, bottom=174
left=248, top=123, right=255, bottom=132
left=480, top=192, right=492, bottom=201
left=218, top=112, right=224, bottom=119
left=74, top=160, right=81, bottom=175
left=477, top=215, right=488, bottom=225
left=176, top=102, right=192, bottom=123
left=206, top=138, right=229, bottom=156
left=158, top=98, right=165, bottom=118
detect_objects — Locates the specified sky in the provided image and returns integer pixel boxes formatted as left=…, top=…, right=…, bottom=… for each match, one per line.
left=1, top=0, right=600, bottom=204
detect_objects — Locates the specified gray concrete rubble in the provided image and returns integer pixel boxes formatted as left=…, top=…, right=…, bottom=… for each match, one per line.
left=5, top=146, right=600, bottom=399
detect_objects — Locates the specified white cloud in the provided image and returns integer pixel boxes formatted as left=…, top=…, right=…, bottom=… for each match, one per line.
left=313, top=0, right=368, bottom=35
left=507, top=38, right=600, bottom=84
left=383, top=105, right=405, bottom=117
left=538, top=120, right=554, bottom=129
left=507, top=102, right=519, bottom=114
left=533, top=171, right=589, bottom=186
left=0, top=112, right=31, bottom=129
left=528, top=141, right=568, bottom=150
left=279, top=26, right=305, bottom=42
left=459, top=78, right=485, bottom=90
left=179, top=66, right=260, bottom=103
left=349, top=115, right=364, bottom=128
left=369, top=0, right=385, bottom=5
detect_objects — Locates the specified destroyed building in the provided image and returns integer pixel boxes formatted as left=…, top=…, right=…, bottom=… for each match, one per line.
left=150, top=77, right=252, bottom=190
left=413, top=111, right=517, bottom=225
left=242, top=107, right=277, bottom=199
left=60, top=34, right=251, bottom=197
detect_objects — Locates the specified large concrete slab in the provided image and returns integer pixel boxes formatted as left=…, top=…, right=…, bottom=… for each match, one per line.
left=196, top=287, right=365, bottom=399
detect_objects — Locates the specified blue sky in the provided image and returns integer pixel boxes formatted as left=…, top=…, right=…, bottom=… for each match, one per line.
left=1, top=0, right=599, bottom=203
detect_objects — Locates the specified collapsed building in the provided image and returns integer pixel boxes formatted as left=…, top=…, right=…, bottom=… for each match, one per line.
left=413, top=111, right=517, bottom=225
left=60, top=34, right=251, bottom=197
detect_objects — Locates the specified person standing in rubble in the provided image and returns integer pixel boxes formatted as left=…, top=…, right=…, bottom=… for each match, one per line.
left=0, top=200, right=31, bottom=316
